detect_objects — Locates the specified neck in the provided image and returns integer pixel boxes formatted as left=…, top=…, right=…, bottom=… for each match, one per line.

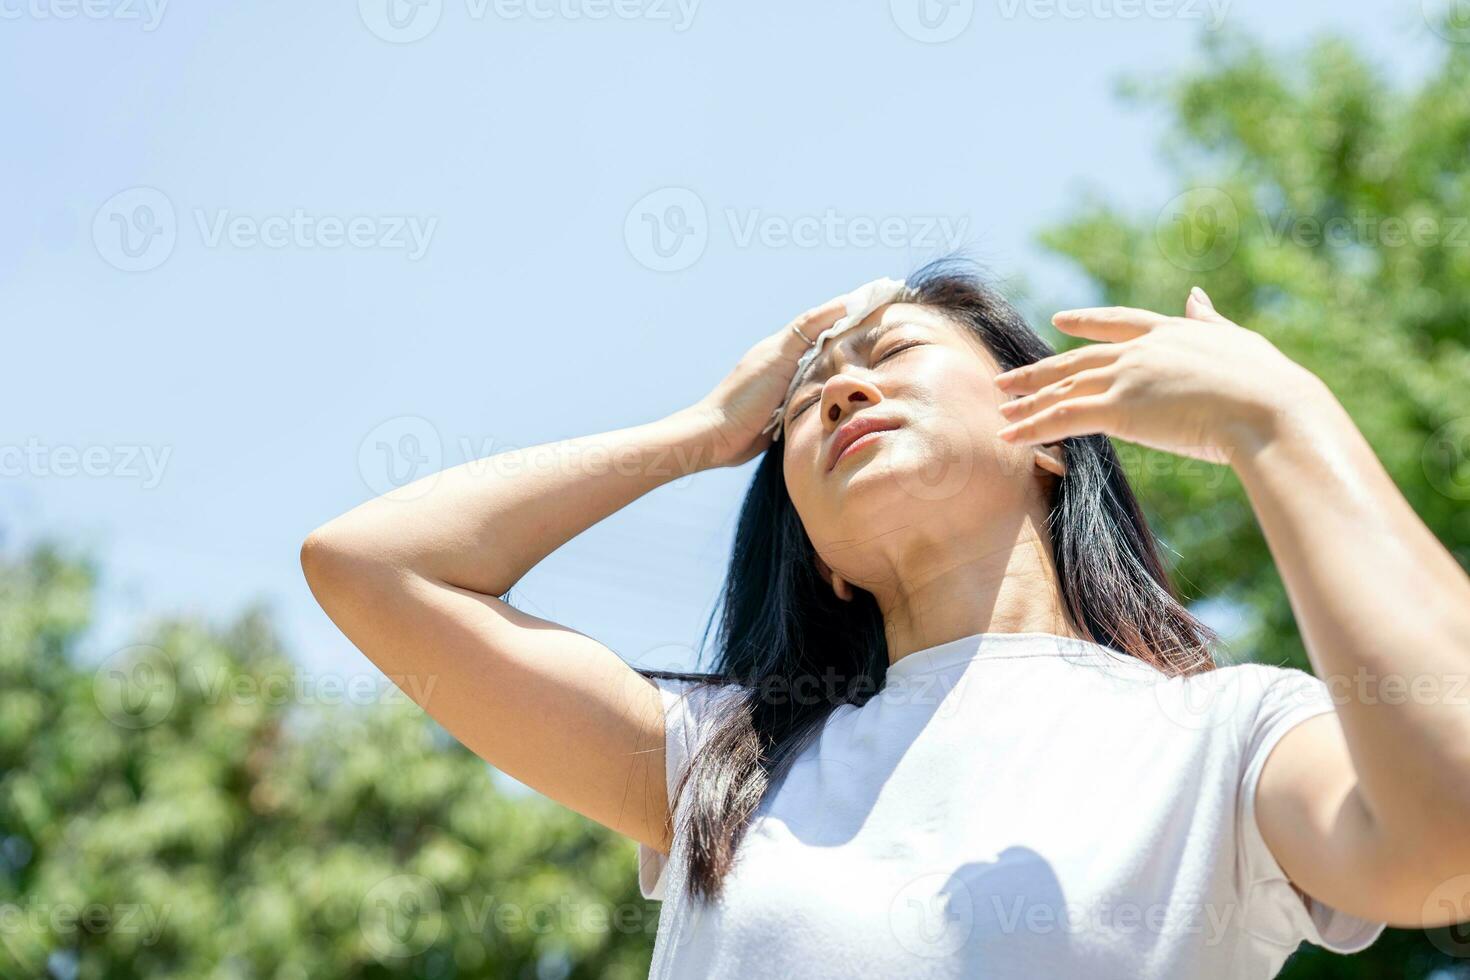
left=866, top=509, right=1084, bottom=667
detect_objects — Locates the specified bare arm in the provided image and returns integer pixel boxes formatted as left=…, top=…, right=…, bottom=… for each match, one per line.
left=993, top=290, right=1470, bottom=927
left=300, top=297, right=849, bottom=853
left=301, top=409, right=716, bottom=852
left=1237, top=380, right=1470, bottom=927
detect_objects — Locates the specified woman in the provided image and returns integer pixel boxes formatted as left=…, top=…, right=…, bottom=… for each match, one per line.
left=302, top=260, right=1470, bottom=978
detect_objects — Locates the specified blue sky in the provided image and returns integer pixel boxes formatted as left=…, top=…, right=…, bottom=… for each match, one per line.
left=3, top=0, right=1445, bottom=684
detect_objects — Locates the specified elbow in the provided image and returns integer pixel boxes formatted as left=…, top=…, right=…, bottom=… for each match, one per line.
left=299, top=527, right=338, bottom=596
left=300, top=520, right=409, bottom=606
left=300, top=522, right=361, bottom=599
left=299, top=528, right=328, bottom=583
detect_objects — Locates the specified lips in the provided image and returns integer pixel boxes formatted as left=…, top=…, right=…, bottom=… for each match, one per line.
left=826, top=414, right=903, bottom=472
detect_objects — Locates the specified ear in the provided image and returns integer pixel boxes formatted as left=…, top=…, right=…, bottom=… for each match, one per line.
left=814, top=552, right=855, bottom=602
left=1033, top=441, right=1067, bottom=479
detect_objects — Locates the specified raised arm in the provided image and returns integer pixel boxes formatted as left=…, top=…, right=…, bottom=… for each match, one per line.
left=994, top=287, right=1470, bottom=926
left=300, top=297, right=849, bottom=853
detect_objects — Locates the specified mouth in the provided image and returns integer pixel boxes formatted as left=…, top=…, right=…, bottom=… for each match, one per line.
left=826, top=415, right=904, bottom=472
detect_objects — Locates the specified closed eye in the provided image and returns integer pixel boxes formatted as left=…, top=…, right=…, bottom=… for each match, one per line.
left=876, top=339, right=923, bottom=363
left=787, top=341, right=924, bottom=421
left=788, top=393, right=820, bottom=420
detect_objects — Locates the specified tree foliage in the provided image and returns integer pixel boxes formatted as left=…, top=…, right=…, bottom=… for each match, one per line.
left=0, top=544, right=657, bottom=979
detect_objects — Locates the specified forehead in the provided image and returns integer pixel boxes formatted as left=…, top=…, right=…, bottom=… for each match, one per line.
left=793, top=302, right=957, bottom=388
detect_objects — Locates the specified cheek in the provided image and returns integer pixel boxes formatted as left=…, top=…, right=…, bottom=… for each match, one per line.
left=781, top=426, right=846, bottom=527
left=901, top=364, right=1034, bottom=482
left=781, top=433, right=817, bottom=497
left=906, top=358, right=1009, bottom=429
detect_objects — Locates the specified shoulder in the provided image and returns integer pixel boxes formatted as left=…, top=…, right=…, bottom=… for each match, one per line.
left=1141, top=660, right=1334, bottom=734
left=1217, top=662, right=1338, bottom=738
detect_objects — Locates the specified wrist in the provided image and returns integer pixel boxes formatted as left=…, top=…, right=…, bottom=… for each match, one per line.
left=656, top=406, right=727, bottom=474
left=1228, top=367, right=1342, bottom=475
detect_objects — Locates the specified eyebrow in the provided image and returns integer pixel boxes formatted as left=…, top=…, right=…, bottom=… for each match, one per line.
left=790, top=319, right=920, bottom=398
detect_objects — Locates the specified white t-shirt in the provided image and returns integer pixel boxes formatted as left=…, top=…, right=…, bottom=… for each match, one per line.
left=636, top=631, right=1386, bottom=979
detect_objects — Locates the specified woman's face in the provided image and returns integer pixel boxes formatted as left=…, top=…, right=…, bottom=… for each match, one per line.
left=780, top=301, right=1061, bottom=596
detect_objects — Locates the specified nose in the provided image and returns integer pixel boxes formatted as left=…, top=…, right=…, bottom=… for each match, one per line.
left=821, top=375, right=884, bottom=430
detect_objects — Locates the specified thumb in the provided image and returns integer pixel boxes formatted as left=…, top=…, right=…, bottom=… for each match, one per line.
left=1185, top=286, right=1228, bottom=323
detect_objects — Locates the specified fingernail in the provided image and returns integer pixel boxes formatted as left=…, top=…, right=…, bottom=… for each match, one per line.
left=1190, top=286, right=1213, bottom=307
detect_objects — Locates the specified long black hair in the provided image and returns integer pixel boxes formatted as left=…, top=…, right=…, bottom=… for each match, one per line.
left=637, top=258, right=1219, bottom=903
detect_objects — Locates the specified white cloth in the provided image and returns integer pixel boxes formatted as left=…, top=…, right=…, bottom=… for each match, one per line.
left=762, top=277, right=909, bottom=442
left=636, top=632, right=1386, bottom=979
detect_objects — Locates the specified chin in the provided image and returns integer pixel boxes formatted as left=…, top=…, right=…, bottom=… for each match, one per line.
left=830, top=454, right=947, bottom=520
left=859, top=439, right=979, bottom=510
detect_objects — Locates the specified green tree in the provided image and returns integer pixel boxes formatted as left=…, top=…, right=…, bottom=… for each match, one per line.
left=1039, top=24, right=1470, bottom=978
left=0, top=543, right=658, bottom=979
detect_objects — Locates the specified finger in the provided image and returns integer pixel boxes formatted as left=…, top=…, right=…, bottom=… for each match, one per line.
left=993, top=342, right=1126, bottom=395
left=1184, top=286, right=1230, bottom=324
left=1050, top=306, right=1168, bottom=342
left=998, top=367, right=1114, bottom=424
left=996, top=393, right=1115, bottom=446
left=776, top=297, right=848, bottom=358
